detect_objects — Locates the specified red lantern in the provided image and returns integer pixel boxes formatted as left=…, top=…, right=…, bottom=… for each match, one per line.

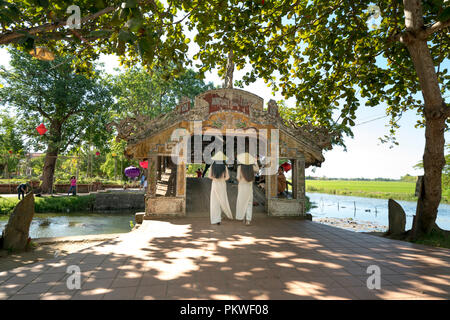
left=139, top=161, right=148, bottom=169
left=95, top=151, right=100, bottom=156
left=8, top=150, right=13, bottom=154
left=281, top=162, right=292, bottom=172
left=36, top=123, right=48, bottom=135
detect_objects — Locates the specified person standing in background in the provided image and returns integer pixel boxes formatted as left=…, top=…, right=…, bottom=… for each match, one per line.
left=277, top=166, right=287, bottom=197
left=17, top=183, right=30, bottom=200
left=68, top=176, right=77, bottom=196
left=140, top=174, right=146, bottom=189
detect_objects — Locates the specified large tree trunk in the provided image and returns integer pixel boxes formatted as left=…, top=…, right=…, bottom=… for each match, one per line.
left=40, top=122, right=62, bottom=194
left=402, top=0, right=447, bottom=236
left=40, top=146, right=59, bottom=194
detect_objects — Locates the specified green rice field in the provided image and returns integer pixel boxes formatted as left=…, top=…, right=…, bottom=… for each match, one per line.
left=306, top=180, right=450, bottom=204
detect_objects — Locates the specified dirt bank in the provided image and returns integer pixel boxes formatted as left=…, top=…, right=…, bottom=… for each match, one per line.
left=313, top=217, right=387, bottom=233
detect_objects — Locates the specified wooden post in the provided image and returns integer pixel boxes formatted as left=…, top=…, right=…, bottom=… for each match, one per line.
left=157, top=156, right=162, bottom=180
left=176, top=158, right=186, bottom=197
left=147, top=154, right=157, bottom=197
left=297, top=155, right=305, bottom=200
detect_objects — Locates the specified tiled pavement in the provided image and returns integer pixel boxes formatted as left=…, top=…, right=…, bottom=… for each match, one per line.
left=1, top=216, right=449, bottom=300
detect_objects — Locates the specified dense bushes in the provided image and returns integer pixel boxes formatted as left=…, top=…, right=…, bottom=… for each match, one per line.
left=0, top=195, right=95, bottom=215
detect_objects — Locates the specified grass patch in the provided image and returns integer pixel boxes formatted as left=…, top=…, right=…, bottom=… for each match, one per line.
left=305, top=195, right=312, bottom=213
left=412, top=229, right=450, bottom=249
left=306, top=180, right=450, bottom=204
left=0, top=195, right=96, bottom=215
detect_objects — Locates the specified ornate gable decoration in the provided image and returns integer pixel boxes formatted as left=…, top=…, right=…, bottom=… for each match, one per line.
left=268, top=99, right=280, bottom=118
left=203, top=92, right=251, bottom=115
left=177, top=96, right=191, bottom=114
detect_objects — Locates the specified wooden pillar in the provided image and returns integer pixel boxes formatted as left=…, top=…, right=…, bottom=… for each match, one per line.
left=176, top=159, right=186, bottom=197
left=157, top=156, right=162, bottom=180
left=147, top=154, right=157, bottom=197
left=162, top=157, right=166, bottom=173
left=297, top=154, right=305, bottom=214
left=291, top=159, right=298, bottom=199
left=177, top=158, right=186, bottom=216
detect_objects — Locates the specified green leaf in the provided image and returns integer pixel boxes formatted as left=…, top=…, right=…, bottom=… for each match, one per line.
left=118, top=30, right=132, bottom=42
left=23, top=37, right=35, bottom=51
left=111, top=11, right=121, bottom=26
left=116, top=40, right=126, bottom=55
left=36, top=0, right=49, bottom=8
left=125, top=0, right=138, bottom=8
left=437, top=7, right=450, bottom=22
left=88, top=30, right=113, bottom=38
left=126, top=17, right=144, bottom=33
left=95, top=0, right=106, bottom=9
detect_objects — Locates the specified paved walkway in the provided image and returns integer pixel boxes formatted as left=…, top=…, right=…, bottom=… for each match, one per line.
left=0, top=217, right=449, bottom=300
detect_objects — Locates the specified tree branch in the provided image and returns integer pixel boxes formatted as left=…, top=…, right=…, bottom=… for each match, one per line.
left=0, top=6, right=116, bottom=45
left=422, top=19, right=450, bottom=38
left=388, top=18, right=450, bottom=44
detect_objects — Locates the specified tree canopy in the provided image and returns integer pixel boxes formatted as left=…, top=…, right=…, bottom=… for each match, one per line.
left=0, top=48, right=115, bottom=191
left=111, top=66, right=215, bottom=119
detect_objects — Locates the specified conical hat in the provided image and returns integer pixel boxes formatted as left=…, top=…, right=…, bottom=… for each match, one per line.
left=237, top=152, right=256, bottom=165
left=211, top=151, right=228, bottom=162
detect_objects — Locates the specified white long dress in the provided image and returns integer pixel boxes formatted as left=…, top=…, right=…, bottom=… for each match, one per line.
left=236, top=165, right=259, bottom=222
left=208, top=166, right=233, bottom=224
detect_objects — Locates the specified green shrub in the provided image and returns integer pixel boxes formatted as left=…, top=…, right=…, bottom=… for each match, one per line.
left=413, top=229, right=450, bottom=249
left=0, top=194, right=96, bottom=215
left=305, top=195, right=312, bottom=213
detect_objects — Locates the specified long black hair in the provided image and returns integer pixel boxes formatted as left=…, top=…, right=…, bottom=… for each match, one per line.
left=211, top=162, right=226, bottom=179
left=240, top=164, right=255, bottom=183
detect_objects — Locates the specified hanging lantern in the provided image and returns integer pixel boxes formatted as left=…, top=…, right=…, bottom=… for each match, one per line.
left=139, top=161, right=148, bottom=169
left=8, top=150, right=13, bottom=154
left=281, top=162, right=292, bottom=172
left=124, top=166, right=140, bottom=178
left=36, top=123, right=48, bottom=135
left=29, top=47, right=55, bottom=61
left=95, top=151, right=100, bottom=156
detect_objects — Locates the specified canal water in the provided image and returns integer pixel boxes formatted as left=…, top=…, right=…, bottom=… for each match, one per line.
left=0, top=211, right=135, bottom=239
left=307, top=192, right=450, bottom=231
left=2, top=195, right=449, bottom=238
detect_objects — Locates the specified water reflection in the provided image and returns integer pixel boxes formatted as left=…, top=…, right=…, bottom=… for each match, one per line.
left=0, top=211, right=135, bottom=238
left=307, top=192, right=450, bottom=231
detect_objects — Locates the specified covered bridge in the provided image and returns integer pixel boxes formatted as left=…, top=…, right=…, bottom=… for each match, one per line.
left=116, top=88, right=334, bottom=219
